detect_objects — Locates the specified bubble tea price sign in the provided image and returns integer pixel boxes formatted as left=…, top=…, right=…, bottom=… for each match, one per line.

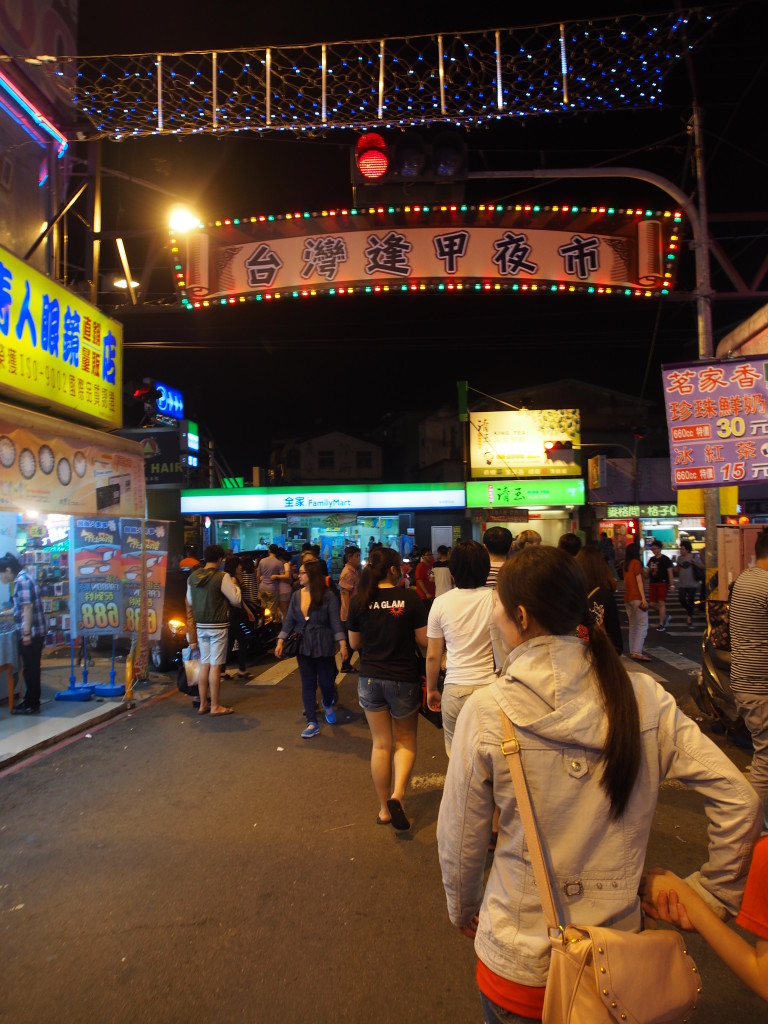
left=662, top=357, right=768, bottom=489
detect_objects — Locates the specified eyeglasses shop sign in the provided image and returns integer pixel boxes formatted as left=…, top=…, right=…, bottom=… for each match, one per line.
left=0, top=241, right=123, bottom=429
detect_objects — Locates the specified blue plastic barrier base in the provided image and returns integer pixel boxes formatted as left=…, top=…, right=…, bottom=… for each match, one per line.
left=55, top=688, right=94, bottom=702
left=93, top=684, right=126, bottom=697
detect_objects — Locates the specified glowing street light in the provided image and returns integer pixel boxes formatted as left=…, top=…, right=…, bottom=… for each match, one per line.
left=169, top=206, right=202, bottom=233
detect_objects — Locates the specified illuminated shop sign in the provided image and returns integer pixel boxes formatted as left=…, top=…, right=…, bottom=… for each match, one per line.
left=155, top=381, right=184, bottom=418
left=466, top=479, right=585, bottom=507
left=0, top=241, right=122, bottom=428
left=180, top=483, right=466, bottom=515
left=174, top=206, right=681, bottom=307
left=0, top=403, right=145, bottom=516
left=662, top=356, right=768, bottom=490
left=469, top=409, right=582, bottom=479
left=605, top=504, right=678, bottom=518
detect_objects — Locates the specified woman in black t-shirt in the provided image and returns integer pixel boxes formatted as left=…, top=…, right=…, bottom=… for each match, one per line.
left=347, top=547, right=428, bottom=830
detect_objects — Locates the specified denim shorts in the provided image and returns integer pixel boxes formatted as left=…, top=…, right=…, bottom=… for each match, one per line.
left=480, top=992, right=540, bottom=1023
left=358, top=676, right=421, bottom=718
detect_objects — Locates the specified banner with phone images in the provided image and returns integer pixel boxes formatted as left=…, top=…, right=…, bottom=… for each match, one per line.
left=120, top=519, right=169, bottom=642
left=71, top=516, right=122, bottom=638
left=71, top=518, right=170, bottom=645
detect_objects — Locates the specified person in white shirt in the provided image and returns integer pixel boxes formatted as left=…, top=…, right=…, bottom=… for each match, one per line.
left=432, top=545, right=454, bottom=598
left=425, top=540, right=497, bottom=755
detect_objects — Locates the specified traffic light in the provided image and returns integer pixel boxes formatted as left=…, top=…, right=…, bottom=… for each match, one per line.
left=544, top=440, right=576, bottom=465
left=132, top=378, right=162, bottom=423
left=355, top=132, right=389, bottom=181
left=351, top=129, right=468, bottom=202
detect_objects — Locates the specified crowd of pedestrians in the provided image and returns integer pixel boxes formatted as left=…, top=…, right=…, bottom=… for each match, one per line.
left=181, top=532, right=767, bottom=1017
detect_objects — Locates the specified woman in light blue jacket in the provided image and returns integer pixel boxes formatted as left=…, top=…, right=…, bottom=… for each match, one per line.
left=437, top=545, right=761, bottom=1024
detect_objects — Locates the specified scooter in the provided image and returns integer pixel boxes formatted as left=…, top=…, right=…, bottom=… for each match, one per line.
left=690, top=582, right=752, bottom=749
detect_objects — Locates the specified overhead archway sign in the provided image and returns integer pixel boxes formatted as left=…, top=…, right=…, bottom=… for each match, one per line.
left=173, top=203, right=682, bottom=308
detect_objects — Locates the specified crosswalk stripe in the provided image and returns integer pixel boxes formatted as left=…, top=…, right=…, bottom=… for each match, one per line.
left=245, top=659, right=297, bottom=686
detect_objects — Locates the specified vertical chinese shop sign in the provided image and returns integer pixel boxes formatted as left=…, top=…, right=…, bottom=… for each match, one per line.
left=662, top=356, right=768, bottom=489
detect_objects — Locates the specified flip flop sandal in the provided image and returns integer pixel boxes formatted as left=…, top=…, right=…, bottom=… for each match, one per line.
left=386, top=798, right=411, bottom=831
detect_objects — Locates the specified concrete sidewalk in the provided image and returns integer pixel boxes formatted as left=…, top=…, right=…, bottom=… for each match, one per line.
left=0, top=652, right=173, bottom=770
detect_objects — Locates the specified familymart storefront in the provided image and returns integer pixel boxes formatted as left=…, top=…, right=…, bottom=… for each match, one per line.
left=180, top=482, right=466, bottom=571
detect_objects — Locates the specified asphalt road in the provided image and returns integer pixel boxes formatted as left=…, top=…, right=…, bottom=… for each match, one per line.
left=0, top=608, right=762, bottom=1024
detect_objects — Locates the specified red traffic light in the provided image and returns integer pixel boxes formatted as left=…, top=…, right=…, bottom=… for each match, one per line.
left=356, top=132, right=389, bottom=181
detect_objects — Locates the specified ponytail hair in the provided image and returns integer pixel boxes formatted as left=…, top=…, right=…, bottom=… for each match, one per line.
left=497, top=547, right=641, bottom=818
left=354, top=547, right=400, bottom=610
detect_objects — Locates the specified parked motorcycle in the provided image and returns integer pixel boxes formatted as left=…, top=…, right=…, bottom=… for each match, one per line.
left=690, top=578, right=752, bottom=749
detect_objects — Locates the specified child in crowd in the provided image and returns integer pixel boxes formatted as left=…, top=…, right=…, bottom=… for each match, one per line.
left=642, top=836, right=768, bottom=1003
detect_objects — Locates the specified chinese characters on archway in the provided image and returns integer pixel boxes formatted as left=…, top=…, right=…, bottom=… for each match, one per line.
left=182, top=208, right=677, bottom=303
left=662, top=357, right=768, bottom=488
left=236, top=229, right=608, bottom=286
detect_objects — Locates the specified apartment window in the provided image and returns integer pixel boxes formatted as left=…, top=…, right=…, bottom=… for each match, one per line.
left=356, top=450, right=372, bottom=470
left=318, top=450, right=334, bottom=469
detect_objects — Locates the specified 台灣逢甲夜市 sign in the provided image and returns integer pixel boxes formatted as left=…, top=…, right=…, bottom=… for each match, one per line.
left=662, top=356, right=768, bottom=489
left=0, top=241, right=122, bottom=429
left=176, top=205, right=681, bottom=306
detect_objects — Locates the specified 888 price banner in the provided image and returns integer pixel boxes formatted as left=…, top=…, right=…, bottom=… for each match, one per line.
left=71, top=517, right=122, bottom=637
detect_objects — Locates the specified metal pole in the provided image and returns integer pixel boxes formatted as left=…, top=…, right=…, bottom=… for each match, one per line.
left=88, top=140, right=102, bottom=308
left=378, top=41, right=385, bottom=120
left=438, top=36, right=445, bottom=116
left=690, top=103, right=720, bottom=574
left=321, top=44, right=327, bottom=124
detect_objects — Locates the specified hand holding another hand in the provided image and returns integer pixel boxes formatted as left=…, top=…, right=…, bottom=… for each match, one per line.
left=641, top=868, right=696, bottom=932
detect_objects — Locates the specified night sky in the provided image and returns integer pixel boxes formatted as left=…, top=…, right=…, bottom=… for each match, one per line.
left=75, top=1, right=767, bottom=473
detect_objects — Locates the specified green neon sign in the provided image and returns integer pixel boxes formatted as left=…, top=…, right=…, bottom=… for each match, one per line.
left=466, top=479, right=585, bottom=507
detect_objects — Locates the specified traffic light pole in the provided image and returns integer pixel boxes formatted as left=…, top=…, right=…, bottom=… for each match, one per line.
left=468, top=155, right=719, bottom=572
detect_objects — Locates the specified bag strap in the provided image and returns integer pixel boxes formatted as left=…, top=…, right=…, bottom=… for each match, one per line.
left=498, top=709, right=562, bottom=934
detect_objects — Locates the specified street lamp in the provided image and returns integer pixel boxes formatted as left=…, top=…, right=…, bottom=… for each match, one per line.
left=169, top=206, right=202, bottom=233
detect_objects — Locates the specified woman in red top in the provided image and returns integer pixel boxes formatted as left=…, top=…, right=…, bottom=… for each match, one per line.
left=623, top=541, right=650, bottom=661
